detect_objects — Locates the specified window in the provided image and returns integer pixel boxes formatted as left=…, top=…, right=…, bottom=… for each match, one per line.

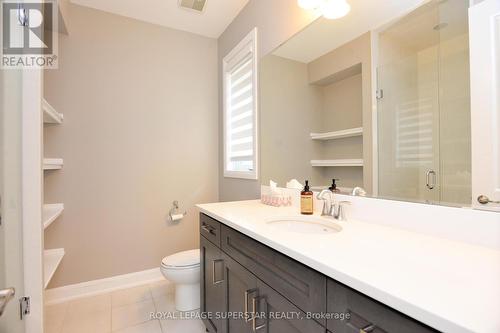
left=223, top=28, right=258, bottom=180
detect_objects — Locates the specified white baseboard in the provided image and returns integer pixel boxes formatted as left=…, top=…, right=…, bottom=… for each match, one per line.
left=44, top=268, right=164, bottom=305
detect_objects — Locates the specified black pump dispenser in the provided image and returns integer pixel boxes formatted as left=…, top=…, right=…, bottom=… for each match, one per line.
left=329, top=179, right=339, bottom=192
left=304, top=180, right=310, bottom=191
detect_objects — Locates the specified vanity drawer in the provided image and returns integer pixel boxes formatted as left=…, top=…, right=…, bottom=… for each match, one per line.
left=200, top=213, right=221, bottom=247
left=327, top=279, right=438, bottom=333
left=221, top=225, right=327, bottom=324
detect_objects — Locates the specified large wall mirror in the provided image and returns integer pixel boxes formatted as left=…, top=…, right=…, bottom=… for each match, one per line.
left=260, top=0, right=474, bottom=207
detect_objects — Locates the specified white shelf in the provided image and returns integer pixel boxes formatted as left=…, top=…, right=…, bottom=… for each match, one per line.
left=43, top=204, right=64, bottom=230
left=311, top=159, right=364, bottom=167
left=42, top=99, right=63, bottom=124
left=44, top=248, right=65, bottom=288
left=310, top=127, right=363, bottom=140
left=43, top=158, right=63, bottom=170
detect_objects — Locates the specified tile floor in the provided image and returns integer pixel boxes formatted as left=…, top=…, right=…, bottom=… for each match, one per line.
left=44, top=280, right=206, bottom=333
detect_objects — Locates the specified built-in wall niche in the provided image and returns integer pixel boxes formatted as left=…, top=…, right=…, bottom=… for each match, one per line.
left=42, top=97, right=65, bottom=289
left=309, top=63, right=364, bottom=190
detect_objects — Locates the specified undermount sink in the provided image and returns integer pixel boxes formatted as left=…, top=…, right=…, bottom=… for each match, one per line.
left=265, top=216, right=342, bottom=234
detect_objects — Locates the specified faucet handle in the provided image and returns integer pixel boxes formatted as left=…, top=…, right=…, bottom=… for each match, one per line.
left=317, top=189, right=334, bottom=216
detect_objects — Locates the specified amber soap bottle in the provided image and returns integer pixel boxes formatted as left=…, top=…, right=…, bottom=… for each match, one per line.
left=301, top=180, right=314, bottom=215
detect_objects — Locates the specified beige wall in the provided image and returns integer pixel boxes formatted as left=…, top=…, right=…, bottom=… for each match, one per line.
left=43, top=4, right=218, bottom=287
left=260, top=55, right=323, bottom=186
left=318, top=74, right=364, bottom=188
left=218, top=0, right=319, bottom=201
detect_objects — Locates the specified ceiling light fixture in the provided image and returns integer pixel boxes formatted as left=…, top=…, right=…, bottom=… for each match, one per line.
left=298, top=0, right=351, bottom=20
left=297, top=0, right=322, bottom=10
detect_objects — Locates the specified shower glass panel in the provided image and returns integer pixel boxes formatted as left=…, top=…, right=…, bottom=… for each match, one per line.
left=377, top=0, right=471, bottom=206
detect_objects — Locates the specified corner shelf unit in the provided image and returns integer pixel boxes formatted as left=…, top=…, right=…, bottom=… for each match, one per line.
left=44, top=248, right=65, bottom=288
left=43, top=204, right=64, bottom=230
left=43, top=158, right=63, bottom=170
left=311, top=159, right=364, bottom=167
left=42, top=98, right=64, bottom=124
left=310, top=127, right=363, bottom=140
left=42, top=97, right=65, bottom=289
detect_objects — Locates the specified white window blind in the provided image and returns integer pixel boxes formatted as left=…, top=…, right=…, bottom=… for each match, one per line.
left=223, top=28, right=258, bottom=179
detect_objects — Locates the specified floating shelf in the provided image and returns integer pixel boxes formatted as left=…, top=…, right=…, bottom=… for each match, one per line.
left=43, top=158, right=63, bottom=170
left=42, top=99, right=63, bottom=124
left=44, top=248, right=65, bottom=288
left=43, top=204, right=64, bottom=230
left=311, top=127, right=363, bottom=140
left=311, top=159, right=364, bottom=167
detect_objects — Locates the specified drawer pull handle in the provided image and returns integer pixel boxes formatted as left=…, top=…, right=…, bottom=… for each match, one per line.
left=360, top=324, right=376, bottom=333
left=252, top=295, right=268, bottom=332
left=244, top=289, right=258, bottom=322
left=212, top=259, right=224, bottom=285
left=201, top=224, right=215, bottom=235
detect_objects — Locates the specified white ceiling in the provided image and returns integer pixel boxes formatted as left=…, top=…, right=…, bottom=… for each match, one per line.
left=273, top=0, right=427, bottom=63
left=70, top=0, right=250, bottom=38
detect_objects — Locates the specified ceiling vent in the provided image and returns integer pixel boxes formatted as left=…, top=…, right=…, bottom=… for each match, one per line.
left=178, top=0, right=207, bottom=13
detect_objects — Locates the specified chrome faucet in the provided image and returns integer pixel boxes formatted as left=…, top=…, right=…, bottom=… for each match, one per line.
left=317, top=189, right=334, bottom=216
left=333, top=201, right=351, bottom=221
left=317, top=189, right=351, bottom=221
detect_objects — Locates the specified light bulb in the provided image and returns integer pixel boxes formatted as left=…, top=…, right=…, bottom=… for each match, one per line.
left=321, top=0, right=351, bottom=19
left=298, top=0, right=322, bottom=10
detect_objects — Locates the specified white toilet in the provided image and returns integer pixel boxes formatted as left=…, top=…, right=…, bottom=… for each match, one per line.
left=160, top=249, right=200, bottom=312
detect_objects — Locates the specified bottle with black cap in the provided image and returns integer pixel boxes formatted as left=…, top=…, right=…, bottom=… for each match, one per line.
left=301, top=180, right=314, bottom=215
left=329, top=179, right=340, bottom=193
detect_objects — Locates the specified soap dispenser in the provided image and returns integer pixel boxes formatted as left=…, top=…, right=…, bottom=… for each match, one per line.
left=329, top=179, right=340, bottom=193
left=301, top=180, right=314, bottom=215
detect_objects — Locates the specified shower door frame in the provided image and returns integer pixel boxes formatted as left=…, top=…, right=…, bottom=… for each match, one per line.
left=371, top=0, right=481, bottom=208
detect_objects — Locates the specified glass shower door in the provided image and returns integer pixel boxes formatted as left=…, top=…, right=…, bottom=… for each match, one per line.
left=377, top=0, right=471, bottom=206
left=377, top=1, right=441, bottom=204
left=377, top=57, right=441, bottom=203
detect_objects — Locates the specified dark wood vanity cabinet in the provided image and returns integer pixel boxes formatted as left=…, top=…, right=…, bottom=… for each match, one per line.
left=200, top=236, right=225, bottom=333
left=222, top=252, right=325, bottom=333
left=327, top=280, right=437, bottom=333
left=200, top=213, right=438, bottom=333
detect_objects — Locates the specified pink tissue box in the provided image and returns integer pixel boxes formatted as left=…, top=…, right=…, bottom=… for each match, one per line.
left=261, top=194, right=292, bottom=207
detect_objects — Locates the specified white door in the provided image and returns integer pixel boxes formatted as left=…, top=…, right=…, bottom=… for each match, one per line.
left=469, top=0, right=500, bottom=211
left=0, top=55, right=26, bottom=333
left=1, top=5, right=44, bottom=331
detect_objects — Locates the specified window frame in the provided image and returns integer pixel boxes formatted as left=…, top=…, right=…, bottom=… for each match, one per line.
left=222, top=27, right=259, bottom=180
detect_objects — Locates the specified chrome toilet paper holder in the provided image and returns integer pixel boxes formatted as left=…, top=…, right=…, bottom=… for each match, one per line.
left=169, top=200, right=187, bottom=221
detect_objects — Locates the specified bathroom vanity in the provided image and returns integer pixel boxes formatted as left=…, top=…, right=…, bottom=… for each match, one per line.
left=199, top=212, right=436, bottom=333
left=197, top=200, right=500, bottom=333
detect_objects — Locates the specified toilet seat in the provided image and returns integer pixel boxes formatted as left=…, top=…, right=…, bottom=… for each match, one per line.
left=162, top=249, right=199, bottom=269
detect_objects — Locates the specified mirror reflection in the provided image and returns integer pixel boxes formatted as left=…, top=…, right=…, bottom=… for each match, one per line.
left=260, top=0, right=471, bottom=206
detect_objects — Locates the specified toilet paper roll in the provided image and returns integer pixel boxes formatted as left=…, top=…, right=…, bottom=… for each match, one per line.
left=171, top=214, right=184, bottom=221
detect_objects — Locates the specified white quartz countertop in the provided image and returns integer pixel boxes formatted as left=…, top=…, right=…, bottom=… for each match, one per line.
left=196, top=200, right=500, bottom=333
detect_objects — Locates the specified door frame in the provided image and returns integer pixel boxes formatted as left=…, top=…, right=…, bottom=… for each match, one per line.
left=469, top=0, right=500, bottom=211
left=21, top=68, right=44, bottom=333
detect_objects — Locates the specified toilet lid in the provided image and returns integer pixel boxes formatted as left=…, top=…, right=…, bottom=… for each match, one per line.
left=162, top=249, right=200, bottom=268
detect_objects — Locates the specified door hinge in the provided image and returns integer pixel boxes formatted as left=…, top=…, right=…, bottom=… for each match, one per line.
left=376, top=89, right=384, bottom=100
left=17, top=4, right=29, bottom=27
left=19, top=297, right=30, bottom=319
